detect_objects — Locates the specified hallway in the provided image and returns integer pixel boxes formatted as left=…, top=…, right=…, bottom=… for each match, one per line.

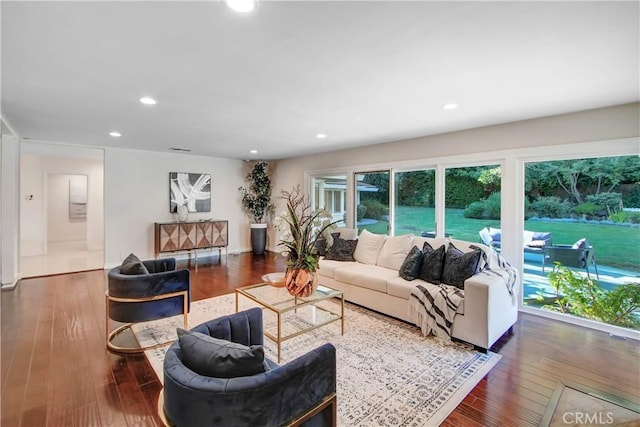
left=20, top=240, right=103, bottom=278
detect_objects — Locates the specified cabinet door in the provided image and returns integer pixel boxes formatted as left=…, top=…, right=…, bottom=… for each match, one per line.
left=179, top=223, right=197, bottom=250
left=212, top=221, right=228, bottom=246
left=159, top=223, right=180, bottom=253
left=196, top=222, right=213, bottom=249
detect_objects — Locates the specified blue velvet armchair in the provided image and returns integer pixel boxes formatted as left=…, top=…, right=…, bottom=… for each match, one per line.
left=163, top=308, right=337, bottom=427
left=106, top=257, right=190, bottom=353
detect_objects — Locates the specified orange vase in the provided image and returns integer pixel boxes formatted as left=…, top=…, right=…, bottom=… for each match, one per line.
left=285, top=269, right=318, bottom=298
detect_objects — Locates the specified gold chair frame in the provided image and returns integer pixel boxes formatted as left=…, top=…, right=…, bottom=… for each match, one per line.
left=105, top=290, right=188, bottom=354
left=157, top=389, right=337, bottom=427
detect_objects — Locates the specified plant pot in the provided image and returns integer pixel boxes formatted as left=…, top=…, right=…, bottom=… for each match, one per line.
left=250, top=223, right=267, bottom=255
left=285, top=268, right=318, bottom=298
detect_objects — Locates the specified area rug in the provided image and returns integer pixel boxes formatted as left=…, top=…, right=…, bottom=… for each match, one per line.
left=133, top=293, right=501, bottom=426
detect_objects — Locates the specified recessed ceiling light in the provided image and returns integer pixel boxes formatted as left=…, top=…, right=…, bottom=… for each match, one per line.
left=109, top=131, right=122, bottom=138
left=442, top=103, right=459, bottom=110
left=316, top=133, right=327, bottom=139
left=139, top=96, right=157, bottom=105
left=226, top=0, right=257, bottom=13
left=249, top=149, right=258, bottom=154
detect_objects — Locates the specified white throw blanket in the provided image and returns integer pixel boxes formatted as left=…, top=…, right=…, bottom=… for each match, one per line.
left=474, top=246, right=518, bottom=302
left=409, top=284, right=464, bottom=340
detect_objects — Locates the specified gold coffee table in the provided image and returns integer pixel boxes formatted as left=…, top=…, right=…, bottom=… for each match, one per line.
left=235, top=282, right=344, bottom=363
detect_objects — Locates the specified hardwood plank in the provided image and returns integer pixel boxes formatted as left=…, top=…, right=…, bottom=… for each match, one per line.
left=94, top=381, right=128, bottom=427
left=2, top=251, right=639, bottom=427
left=1, top=383, right=26, bottom=427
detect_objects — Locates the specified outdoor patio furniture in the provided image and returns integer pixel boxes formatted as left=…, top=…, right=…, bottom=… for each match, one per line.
left=542, top=240, right=599, bottom=280
left=479, top=227, right=553, bottom=253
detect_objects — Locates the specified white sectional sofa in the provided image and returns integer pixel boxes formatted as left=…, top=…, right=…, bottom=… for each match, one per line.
left=318, top=231, right=518, bottom=351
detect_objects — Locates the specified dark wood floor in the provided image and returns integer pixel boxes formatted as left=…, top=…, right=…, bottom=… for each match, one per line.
left=2, top=252, right=639, bottom=426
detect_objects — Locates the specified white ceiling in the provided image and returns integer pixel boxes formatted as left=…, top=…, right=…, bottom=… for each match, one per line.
left=2, top=1, right=638, bottom=160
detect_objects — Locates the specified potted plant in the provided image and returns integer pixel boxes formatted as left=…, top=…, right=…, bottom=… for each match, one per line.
left=239, top=161, right=273, bottom=255
left=276, top=186, right=336, bottom=297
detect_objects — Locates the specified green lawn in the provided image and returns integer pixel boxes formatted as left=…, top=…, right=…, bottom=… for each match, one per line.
left=359, top=206, right=640, bottom=272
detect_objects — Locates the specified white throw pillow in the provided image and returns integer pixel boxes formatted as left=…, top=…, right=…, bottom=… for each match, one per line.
left=376, top=234, right=414, bottom=270
left=353, top=229, right=387, bottom=265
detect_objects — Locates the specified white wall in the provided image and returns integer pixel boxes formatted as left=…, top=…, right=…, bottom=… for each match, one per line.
left=1, top=134, right=20, bottom=286
left=274, top=103, right=640, bottom=182
left=20, top=149, right=104, bottom=255
left=271, top=103, right=640, bottom=252
left=103, top=148, right=248, bottom=266
left=47, top=174, right=87, bottom=243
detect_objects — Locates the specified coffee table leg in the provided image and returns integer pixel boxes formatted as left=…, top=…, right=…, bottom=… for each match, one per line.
left=341, top=295, right=344, bottom=335
left=235, top=292, right=239, bottom=313
left=277, top=311, right=282, bottom=363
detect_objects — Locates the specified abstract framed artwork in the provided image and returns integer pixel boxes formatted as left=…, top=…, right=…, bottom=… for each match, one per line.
left=69, top=174, right=88, bottom=219
left=170, top=172, right=211, bottom=213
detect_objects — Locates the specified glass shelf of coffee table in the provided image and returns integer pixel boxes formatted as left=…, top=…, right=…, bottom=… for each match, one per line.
left=235, top=282, right=344, bottom=363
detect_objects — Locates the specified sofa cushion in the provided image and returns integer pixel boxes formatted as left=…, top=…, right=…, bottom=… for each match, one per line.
left=334, top=264, right=398, bottom=293
left=386, top=277, right=464, bottom=314
left=440, top=243, right=481, bottom=289
left=176, top=328, right=267, bottom=378
left=318, top=258, right=357, bottom=278
left=324, top=233, right=358, bottom=262
left=377, top=234, right=413, bottom=270
left=353, top=230, right=387, bottom=265
left=418, top=242, right=446, bottom=285
left=398, top=245, right=423, bottom=281
left=489, top=227, right=501, bottom=242
left=532, top=231, right=552, bottom=243
left=326, top=227, right=358, bottom=247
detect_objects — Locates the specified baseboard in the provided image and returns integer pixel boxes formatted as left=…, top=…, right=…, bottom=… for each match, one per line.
left=1, top=275, right=21, bottom=291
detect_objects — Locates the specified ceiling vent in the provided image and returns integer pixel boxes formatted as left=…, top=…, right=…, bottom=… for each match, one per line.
left=169, top=147, right=192, bottom=152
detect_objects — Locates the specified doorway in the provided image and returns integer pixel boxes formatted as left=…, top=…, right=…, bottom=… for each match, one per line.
left=19, top=143, right=104, bottom=277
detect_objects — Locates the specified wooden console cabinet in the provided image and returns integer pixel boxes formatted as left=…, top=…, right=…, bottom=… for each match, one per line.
left=154, top=220, right=228, bottom=260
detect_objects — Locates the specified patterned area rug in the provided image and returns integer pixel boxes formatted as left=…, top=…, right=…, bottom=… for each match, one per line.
left=134, top=293, right=501, bottom=426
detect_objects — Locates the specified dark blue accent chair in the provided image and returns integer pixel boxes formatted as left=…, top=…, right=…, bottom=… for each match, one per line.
left=163, top=308, right=337, bottom=427
left=106, top=258, right=190, bottom=353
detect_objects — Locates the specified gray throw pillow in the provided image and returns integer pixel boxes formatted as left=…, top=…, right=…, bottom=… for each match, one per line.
left=120, top=253, right=149, bottom=275
left=122, top=253, right=141, bottom=265
left=418, top=242, right=446, bottom=284
left=177, top=328, right=267, bottom=378
left=440, top=243, right=482, bottom=289
left=314, top=237, right=328, bottom=256
left=120, top=261, right=149, bottom=275
left=399, top=246, right=424, bottom=281
left=324, top=233, right=358, bottom=262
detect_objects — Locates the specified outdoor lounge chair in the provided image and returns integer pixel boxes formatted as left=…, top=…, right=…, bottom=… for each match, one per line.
left=478, top=227, right=553, bottom=253
left=542, top=239, right=599, bottom=280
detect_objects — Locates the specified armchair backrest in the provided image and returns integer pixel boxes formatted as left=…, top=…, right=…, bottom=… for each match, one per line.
left=163, top=308, right=337, bottom=427
left=545, top=245, right=592, bottom=268
left=107, top=257, right=190, bottom=323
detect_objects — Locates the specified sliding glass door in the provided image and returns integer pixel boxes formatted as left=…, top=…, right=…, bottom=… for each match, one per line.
left=522, top=155, right=640, bottom=331
left=393, top=169, right=435, bottom=237
left=443, top=165, right=501, bottom=242
left=354, top=171, right=389, bottom=234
